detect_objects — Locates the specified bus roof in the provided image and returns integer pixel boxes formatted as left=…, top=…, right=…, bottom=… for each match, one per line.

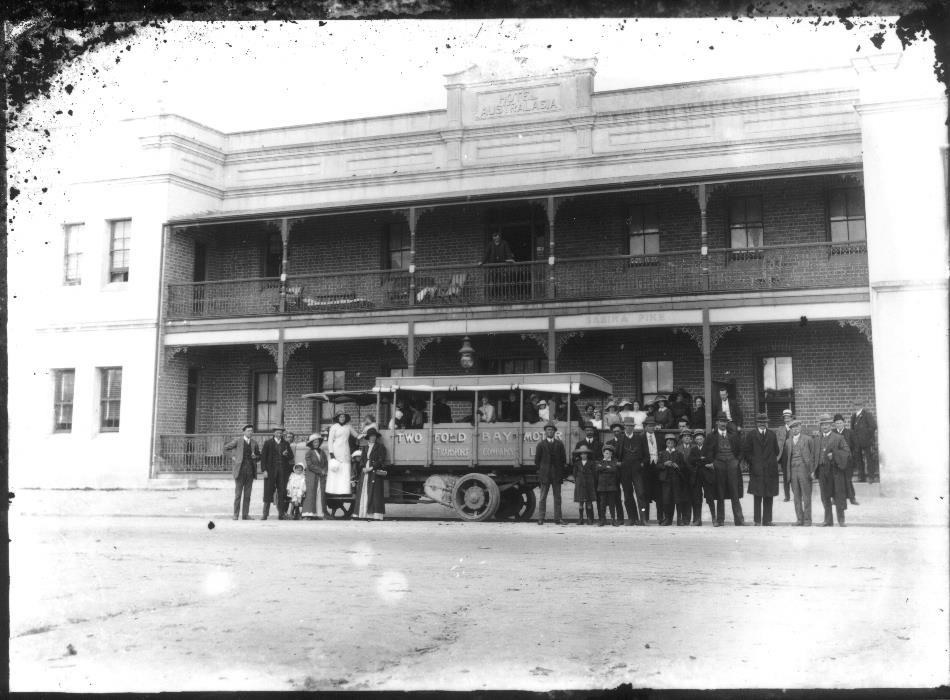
left=372, top=372, right=613, bottom=396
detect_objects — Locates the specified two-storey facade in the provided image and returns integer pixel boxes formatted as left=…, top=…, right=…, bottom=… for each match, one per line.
left=12, top=55, right=947, bottom=492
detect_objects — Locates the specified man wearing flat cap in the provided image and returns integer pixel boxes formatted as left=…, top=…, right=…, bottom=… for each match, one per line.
left=535, top=421, right=567, bottom=525
left=815, top=413, right=852, bottom=526
left=704, top=411, right=745, bottom=526
left=776, top=409, right=795, bottom=502
left=224, top=423, right=262, bottom=520
left=783, top=418, right=816, bottom=525
left=742, top=413, right=781, bottom=526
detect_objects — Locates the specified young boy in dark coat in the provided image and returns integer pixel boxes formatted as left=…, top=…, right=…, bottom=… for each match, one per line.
left=596, top=444, right=622, bottom=526
left=676, top=429, right=698, bottom=525
left=658, top=434, right=686, bottom=525
left=572, top=444, right=598, bottom=525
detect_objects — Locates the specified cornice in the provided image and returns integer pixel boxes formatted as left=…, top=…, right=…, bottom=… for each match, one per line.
left=140, top=134, right=226, bottom=165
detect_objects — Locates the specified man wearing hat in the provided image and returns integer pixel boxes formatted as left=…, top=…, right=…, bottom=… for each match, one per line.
left=776, top=409, right=795, bottom=502
left=705, top=411, right=745, bottom=526
left=784, top=418, right=816, bottom=525
left=850, top=397, right=878, bottom=484
left=616, top=417, right=647, bottom=525
left=659, top=433, right=686, bottom=525
left=834, top=414, right=859, bottom=506
left=574, top=423, right=604, bottom=461
left=815, top=413, right=852, bottom=527
left=534, top=421, right=567, bottom=525
left=261, top=426, right=294, bottom=520
left=643, top=417, right=661, bottom=523
left=742, top=413, right=781, bottom=526
left=224, top=424, right=262, bottom=520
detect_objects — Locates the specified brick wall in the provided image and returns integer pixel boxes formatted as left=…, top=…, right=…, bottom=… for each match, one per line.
left=155, top=351, right=190, bottom=435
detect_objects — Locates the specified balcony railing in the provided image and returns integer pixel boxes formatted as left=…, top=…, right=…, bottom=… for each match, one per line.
left=166, top=242, right=868, bottom=320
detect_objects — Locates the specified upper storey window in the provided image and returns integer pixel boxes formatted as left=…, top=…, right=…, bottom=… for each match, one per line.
left=628, top=204, right=659, bottom=263
left=828, top=188, right=866, bottom=243
left=729, top=196, right=764, bottom=249
left=109, top=219, right=131, bottom=283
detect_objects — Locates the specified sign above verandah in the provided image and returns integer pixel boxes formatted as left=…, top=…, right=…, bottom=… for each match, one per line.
left=474, top=86, right=562, bottom=121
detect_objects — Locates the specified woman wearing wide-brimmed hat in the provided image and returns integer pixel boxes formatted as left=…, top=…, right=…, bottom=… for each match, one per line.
left=302, top=430, right=328, bottom=519
left=327, top=412, right=357, bottom=497
left=354, top=427, right=388, bottom=520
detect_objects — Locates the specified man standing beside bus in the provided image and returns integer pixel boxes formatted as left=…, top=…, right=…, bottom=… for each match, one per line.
left=535, top=421, right=567, bottom=525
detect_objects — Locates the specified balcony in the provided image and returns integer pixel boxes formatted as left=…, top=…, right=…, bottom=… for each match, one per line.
left=166, top=242, right=868, bottom=321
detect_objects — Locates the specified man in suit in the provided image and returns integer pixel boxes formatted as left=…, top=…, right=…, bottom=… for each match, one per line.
left=642, top=417, right=661, bottom=523
left=616, top=418, right=647, bottom=525
left=784, top=419, right=816, bottom=525
left=224, top=423, right=261, bottom=520
left=432, top=396, right=453, bottom=424
left=261, top=426, right=294, bottom=520
left=815, top=413, right=852, bottom=527
left=776, top=409, right=794, bottom=502
left=834, top=413, right=859, bottom=506
left=705, top=412, right=745, bottom=526
left=480, top=230, right=516, bottom=301
left=850, top=397, right=879, bottom=484
left=574, top=424, right=604, bottom=461
left=534, top=421, right=567, bottom=525
left=523, top=393, right=541, bottom=424
left=742, top=412, right=781, bottom=526
left=713, top=387, right=743, bottom=431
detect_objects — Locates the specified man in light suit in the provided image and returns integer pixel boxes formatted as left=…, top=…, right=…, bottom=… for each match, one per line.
left=535, top=422, right=567, bottom=525
left=784, top=419, right=816, bottom=525
left=224, top=423, right=261, bottom=520
left=850, top=397, right=879, bottom=484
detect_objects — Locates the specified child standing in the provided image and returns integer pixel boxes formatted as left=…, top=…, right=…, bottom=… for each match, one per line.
left=286, top=463, right=307, bottom=520
left=572, top=444, right=597, bottom=525
left=595, top=444, right=622, bottom=527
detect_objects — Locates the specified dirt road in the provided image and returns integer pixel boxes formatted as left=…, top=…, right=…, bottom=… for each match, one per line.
left=10, top=487, right=948, bottom=692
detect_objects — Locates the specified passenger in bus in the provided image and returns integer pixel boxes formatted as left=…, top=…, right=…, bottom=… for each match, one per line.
left=595, top=444, right=621, bottom=526
left=581, top=403, right=597, bottom=428
left=571, top=444, right=597, bottom=525
left=357, top=414, right=378, bottom=440
left=390, top=399, right=407, bottom=429
left=433, top=396, right=453, bottom=424
left=551, top=396, right=567, bottom=421
left=354, top=428, right=388, bottom=521
left=537, top=399, right=550, bottom=423
left=523, top=394, right=541, bottom=424
left=409, top=400, right=426, bottom=428
left=534, top=421, right=567, bottom=525
left=477, top=395, right=496, bottom=423
left=500, top=391, right=520, bottom=422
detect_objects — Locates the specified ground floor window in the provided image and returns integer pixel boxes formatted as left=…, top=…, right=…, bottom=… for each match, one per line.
left=53, top=369, right=75, bottom=432
left=641, top=360, right=673, bottom=404
left=320, top=368, right=346, bottom=422
left=254, top=370, right=278, bottom=430
left=759, top=355, right=795, bottom=423
left=99, top=367, right=122, bottom=431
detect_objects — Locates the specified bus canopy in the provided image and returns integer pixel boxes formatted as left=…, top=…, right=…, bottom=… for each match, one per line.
left=371, top=372, right=612, bottom=396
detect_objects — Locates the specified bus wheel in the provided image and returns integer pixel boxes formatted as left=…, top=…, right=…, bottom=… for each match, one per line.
left=324, top=498, right=354, bottom=520
left=495, top=484, right=537, bottom=521
left=452, top=473, right=501, bottom=522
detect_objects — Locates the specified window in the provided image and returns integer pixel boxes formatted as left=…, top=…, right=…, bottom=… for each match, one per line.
left=63, top=223, right=83, bottom=285
left=628, top=204, right=660, bottom=264
left=729, top=197, right=764, bottom=249
left=759, top=356, right=795, bottom=424
left=385, top=221, right=411, bottom=270
left=108, top=220, right=131, bottom=283
left=53, top=369, right=75, bottom=432
left=99, top=367, right=122, bottom=431
left=484, top=358, right=544, bottom=374
left=641, top=360, right=673, bottom=403
left=828, top=188, right=866, bottom=243
left=264, top=230, right=283, bottom=277
left=387, top=366, right=408, bottom=378
left=254, top=371, right=278, bottom=431
left=320, top=369, right=345, bottom=421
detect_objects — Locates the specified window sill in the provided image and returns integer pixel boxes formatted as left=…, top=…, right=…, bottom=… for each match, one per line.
left=829, top=242, right=867, bottom=255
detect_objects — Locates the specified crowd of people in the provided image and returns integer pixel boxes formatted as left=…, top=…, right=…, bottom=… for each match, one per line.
left=225, top=392, right=878, bottom=528
left=533, top=396, right=878, bottom=528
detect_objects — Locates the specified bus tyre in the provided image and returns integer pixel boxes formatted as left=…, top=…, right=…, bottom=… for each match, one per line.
left=495, top=484, right=537, bottom=521
left=452, top=473, right=501, bottom=522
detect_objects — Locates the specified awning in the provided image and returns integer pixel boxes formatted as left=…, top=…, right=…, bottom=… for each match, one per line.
left=375, top=383, right=584, bottom=395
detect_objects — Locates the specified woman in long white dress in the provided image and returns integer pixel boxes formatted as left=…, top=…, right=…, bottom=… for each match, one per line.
left=326, top=412, right=356, bottom=496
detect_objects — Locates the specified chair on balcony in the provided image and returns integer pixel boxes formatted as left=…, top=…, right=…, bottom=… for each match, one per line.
left=439, top=272, right=468, bottom=303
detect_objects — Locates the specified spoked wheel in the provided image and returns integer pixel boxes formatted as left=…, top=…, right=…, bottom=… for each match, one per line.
left=452, top=473, right=501, bottom=522
left=494, top=484, right=537, bottom=521
left=324, top=497, right=355, bottom=520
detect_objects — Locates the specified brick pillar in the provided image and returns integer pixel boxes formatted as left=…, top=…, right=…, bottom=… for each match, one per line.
left=854, top=53, right=948, bottom=499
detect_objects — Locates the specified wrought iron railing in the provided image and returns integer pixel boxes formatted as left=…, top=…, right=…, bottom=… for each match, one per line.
left=165, top=243, right=868, bottom=320
left=157, top=433, right=285, bottom=474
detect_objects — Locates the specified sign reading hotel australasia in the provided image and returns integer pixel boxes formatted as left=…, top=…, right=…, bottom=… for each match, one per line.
left=475, top=86, right=562, bottom=120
